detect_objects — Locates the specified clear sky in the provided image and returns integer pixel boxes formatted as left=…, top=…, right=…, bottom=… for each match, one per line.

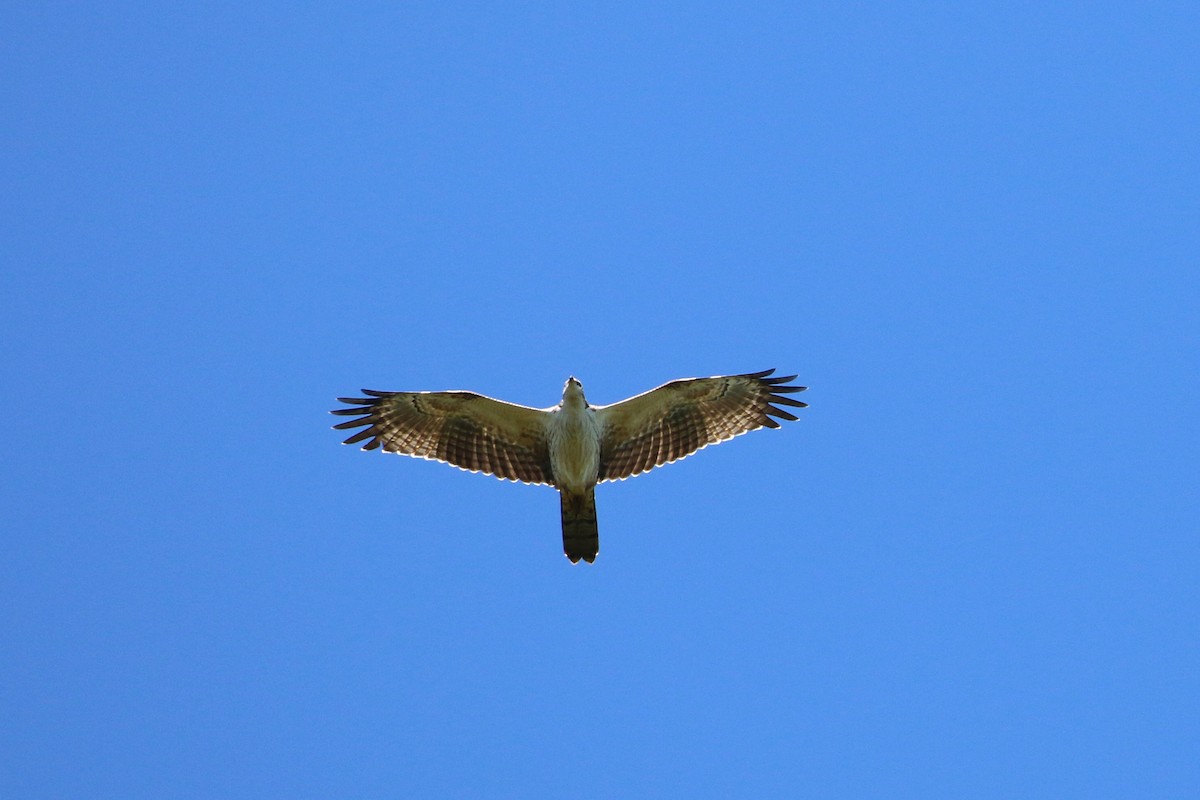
left=2, top=3, right=1197, bottom=798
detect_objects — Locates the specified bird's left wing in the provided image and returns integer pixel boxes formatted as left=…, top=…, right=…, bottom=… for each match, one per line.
left=331, top=390, right=556, bottom=485
left=594, top=369, right=806, bottom=482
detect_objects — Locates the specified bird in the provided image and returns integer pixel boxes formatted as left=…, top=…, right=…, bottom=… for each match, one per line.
left=331, top=369, right=807, bottom=563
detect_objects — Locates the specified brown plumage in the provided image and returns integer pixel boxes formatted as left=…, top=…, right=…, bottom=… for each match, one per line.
left=596, top=369, right=807, bottom=482
left=331, top=390, right=554, bottom=485
left=560, top=487, right=598, bottom=564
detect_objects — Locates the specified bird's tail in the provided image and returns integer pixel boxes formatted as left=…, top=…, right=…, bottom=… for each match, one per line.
left=560, top=487, right=599, bottom=564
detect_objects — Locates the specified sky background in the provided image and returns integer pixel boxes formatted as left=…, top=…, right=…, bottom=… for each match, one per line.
left=2, top=3, right=1197, bottom=797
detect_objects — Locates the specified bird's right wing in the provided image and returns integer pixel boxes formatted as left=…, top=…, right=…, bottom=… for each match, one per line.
left=594, top=369, right=806, bottom=482
left=331, top=390, right=556, bottom=485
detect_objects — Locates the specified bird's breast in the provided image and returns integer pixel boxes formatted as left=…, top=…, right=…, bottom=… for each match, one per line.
left=548, top=406, right=601, bottom=492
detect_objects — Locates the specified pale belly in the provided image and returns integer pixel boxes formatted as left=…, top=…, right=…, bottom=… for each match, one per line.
left=548, top=408, right=601, bottom=491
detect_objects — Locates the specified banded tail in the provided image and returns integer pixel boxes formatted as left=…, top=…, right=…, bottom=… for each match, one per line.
left=560, top=487, right=598, bottom=564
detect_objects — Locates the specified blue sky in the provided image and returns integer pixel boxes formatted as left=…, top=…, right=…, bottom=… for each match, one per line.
left=2, top=3, right=1197, bottom=797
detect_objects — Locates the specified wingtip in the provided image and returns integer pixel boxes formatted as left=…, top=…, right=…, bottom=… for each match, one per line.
left=767, top=405, right=799, bottom=422
left=342, top=427, right=378, bottom=445
left=336, top=396, right=377, bottom=405
left=770, top=394, right=808, bottom=408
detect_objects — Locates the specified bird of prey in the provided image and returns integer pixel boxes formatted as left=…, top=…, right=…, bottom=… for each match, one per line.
left=331, top=369, right=807, bottom=563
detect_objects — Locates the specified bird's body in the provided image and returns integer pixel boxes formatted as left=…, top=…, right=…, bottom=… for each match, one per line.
left=332, top=370, right=806, bottom=563
left=547, top=379, right=603, bottom=561
left=547, top=379, right=600, bottom=493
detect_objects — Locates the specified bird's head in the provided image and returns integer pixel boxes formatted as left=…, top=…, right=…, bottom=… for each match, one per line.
left=562, top=376, right=587, bottom=406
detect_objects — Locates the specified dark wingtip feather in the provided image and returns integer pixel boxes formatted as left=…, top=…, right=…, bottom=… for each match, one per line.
left=767, top=405, right=799, bottom=422
left=342, top=427, right=378, bottom=445
left=770, top=394, right=809, bottom=408
left=745, top=368, right=776, bottom=379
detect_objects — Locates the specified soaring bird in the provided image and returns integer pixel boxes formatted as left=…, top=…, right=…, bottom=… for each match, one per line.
left=331, top=369, right=806, bottom=563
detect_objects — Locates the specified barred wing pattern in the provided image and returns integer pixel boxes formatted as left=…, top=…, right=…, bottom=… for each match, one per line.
left=331, top=390, right=555, bottom=485
left=595, top=369, right=807, bottom=482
